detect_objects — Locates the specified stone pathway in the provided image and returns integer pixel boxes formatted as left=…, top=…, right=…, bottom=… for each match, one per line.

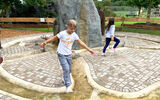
left=2, top=52, right=63, bottom=88
left=0, top=32, right=160, bottom=98
left=81, top=32, right=160, bottom=98
left=83, top=48, right=160, bottom=92
left=0, top=33, right=72, bottom=94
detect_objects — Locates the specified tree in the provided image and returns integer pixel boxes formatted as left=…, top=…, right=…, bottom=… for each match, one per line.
left=10, top=0, right=57, bottom=17
left=111, top=0, right=126, bottom=6
left=126, top=0, right=148, bottom=17
left=147, top=0, right=160, bottom=18
left=126, top=0, right=160, bottom=18
left=94, top=0, right=112, bottom=10
left=94, top=0, right=116, bottom=17
left=0, top=0, right=20, bottom=17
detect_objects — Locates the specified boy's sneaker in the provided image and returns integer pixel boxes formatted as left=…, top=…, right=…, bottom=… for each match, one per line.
left=66, top=87, right=73, bottom=93
left=101, top=53, right=106, bottom=56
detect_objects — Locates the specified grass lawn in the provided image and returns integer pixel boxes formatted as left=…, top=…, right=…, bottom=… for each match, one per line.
left=121, top=27, right=160, bottom=36
left=4, top=28, right=53, bottom=32
left=114, top=11, right=160, bottom=19
left=107, top=22, right=160, bottom=28
left=114, top=11, right=134, bottom=17
left=114, top=22, right=146, bottom=27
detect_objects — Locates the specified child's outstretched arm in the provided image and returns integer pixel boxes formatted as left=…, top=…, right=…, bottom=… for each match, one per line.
left=41, top=36, right=58, bottom=48
left=77, top=39, right=95, bottom=54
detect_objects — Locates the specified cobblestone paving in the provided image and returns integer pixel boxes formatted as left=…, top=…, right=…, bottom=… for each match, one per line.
left=1, top=33, right=64, bottom=88
left=82, top=32, right=160, bottom=93
left=1, top=33, right=52, bottom=59
left=116, top=32, right=160, bottom=43
left=1, top=39, right=45, bottom=60
left=83, top=48, right=160, bottom=92
left=0, top=93, right=17, bottom=100
left=119, top=37, right=160, bottom=49
left=2, top=52, right=64, bottom=87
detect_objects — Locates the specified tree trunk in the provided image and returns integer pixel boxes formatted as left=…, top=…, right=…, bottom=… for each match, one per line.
left=53, top=0, right=102, bottom=49
left=4, top=6, right=10, bottom=18
left=147, top=0, right=152, bottom=19
left=138, top=7, right=141, bottom=18
left=0, top=26, right=2, bottom=49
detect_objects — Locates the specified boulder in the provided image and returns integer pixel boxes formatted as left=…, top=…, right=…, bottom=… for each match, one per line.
left=53, top=0, right=102, bottom=49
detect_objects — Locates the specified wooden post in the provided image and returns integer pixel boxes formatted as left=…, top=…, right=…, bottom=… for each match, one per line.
left=121, top=17, right=125, bottom=31
left=0, top=25, right=2, bottom=49
left=47, top=17, right=49, bottom=32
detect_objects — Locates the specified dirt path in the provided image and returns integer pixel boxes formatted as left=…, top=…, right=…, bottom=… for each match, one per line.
left=0, top=29, right=43, bottom=39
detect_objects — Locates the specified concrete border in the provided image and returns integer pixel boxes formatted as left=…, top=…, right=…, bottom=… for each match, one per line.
left=0, top=90, right=31, bottom=100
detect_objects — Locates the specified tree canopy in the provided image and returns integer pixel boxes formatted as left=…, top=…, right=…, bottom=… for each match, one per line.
left=0, top=0, right=57, bottom=17
left=0, top=0, right=21, bottom=17
left=93, top=0, right=116, bottom=17
left=126, top=0, right=160, bottom=18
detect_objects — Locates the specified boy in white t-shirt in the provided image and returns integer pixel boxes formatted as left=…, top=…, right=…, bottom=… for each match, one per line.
left=41, top=19, right=94, bottom=93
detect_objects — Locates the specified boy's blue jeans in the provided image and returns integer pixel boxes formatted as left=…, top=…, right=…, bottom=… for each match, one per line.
left=57, top=53, right=72, bottom=87
left=103, top=37, right=120, bottom=53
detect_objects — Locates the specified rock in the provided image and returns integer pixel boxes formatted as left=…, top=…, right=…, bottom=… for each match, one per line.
left=19, top=41, right=25, bottom=46
left=53, top=0, right=102, bottom=49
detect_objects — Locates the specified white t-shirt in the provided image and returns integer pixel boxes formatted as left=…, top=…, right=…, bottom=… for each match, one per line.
left=105, top=25, right=115, bottom=38
left=57, top=30, right=79, bottom=55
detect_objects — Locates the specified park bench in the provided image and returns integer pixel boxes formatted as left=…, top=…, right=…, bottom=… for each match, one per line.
left=126, top=14, right=138, bottom=17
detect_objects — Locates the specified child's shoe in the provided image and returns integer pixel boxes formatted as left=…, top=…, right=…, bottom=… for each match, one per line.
left=101, top=53, right=106, bottom=56
left=66, top=87, right=73, bottom=93
left=112, top=48, right=116, bottom=53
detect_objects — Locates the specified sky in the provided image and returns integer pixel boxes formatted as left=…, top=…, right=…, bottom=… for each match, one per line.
left=20, top=0, right=23, bottom=3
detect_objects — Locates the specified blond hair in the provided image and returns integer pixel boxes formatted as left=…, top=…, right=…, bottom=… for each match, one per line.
left=66, top=19, right=77, bottom=28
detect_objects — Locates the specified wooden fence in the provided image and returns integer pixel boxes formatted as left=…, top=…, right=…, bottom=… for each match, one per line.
left=0, top=17, right=160, bottom=30
left=105, top=17, right=160, bottom=23
left=105, top=17, right=160, bottom=30
left=0, top=18, right=55, bottom=28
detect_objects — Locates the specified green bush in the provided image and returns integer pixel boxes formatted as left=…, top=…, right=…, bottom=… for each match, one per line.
left=104, top=9, right=116, bottom=17
left=110, top=6, right=137, bottom=11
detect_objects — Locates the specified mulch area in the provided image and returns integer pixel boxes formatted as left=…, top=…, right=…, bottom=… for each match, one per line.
left=0, top=29, right=44, bottom=39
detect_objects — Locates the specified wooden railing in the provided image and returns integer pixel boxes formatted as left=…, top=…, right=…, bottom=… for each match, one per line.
left=0, top=18, right=55, bottom=22
left=105, top=17, right=160, bottom=30
left=0, top=18, right=55, bottom=28
left=105, top=17, right=160, bottom=23
left=0, top=17, right=159, bottom=30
